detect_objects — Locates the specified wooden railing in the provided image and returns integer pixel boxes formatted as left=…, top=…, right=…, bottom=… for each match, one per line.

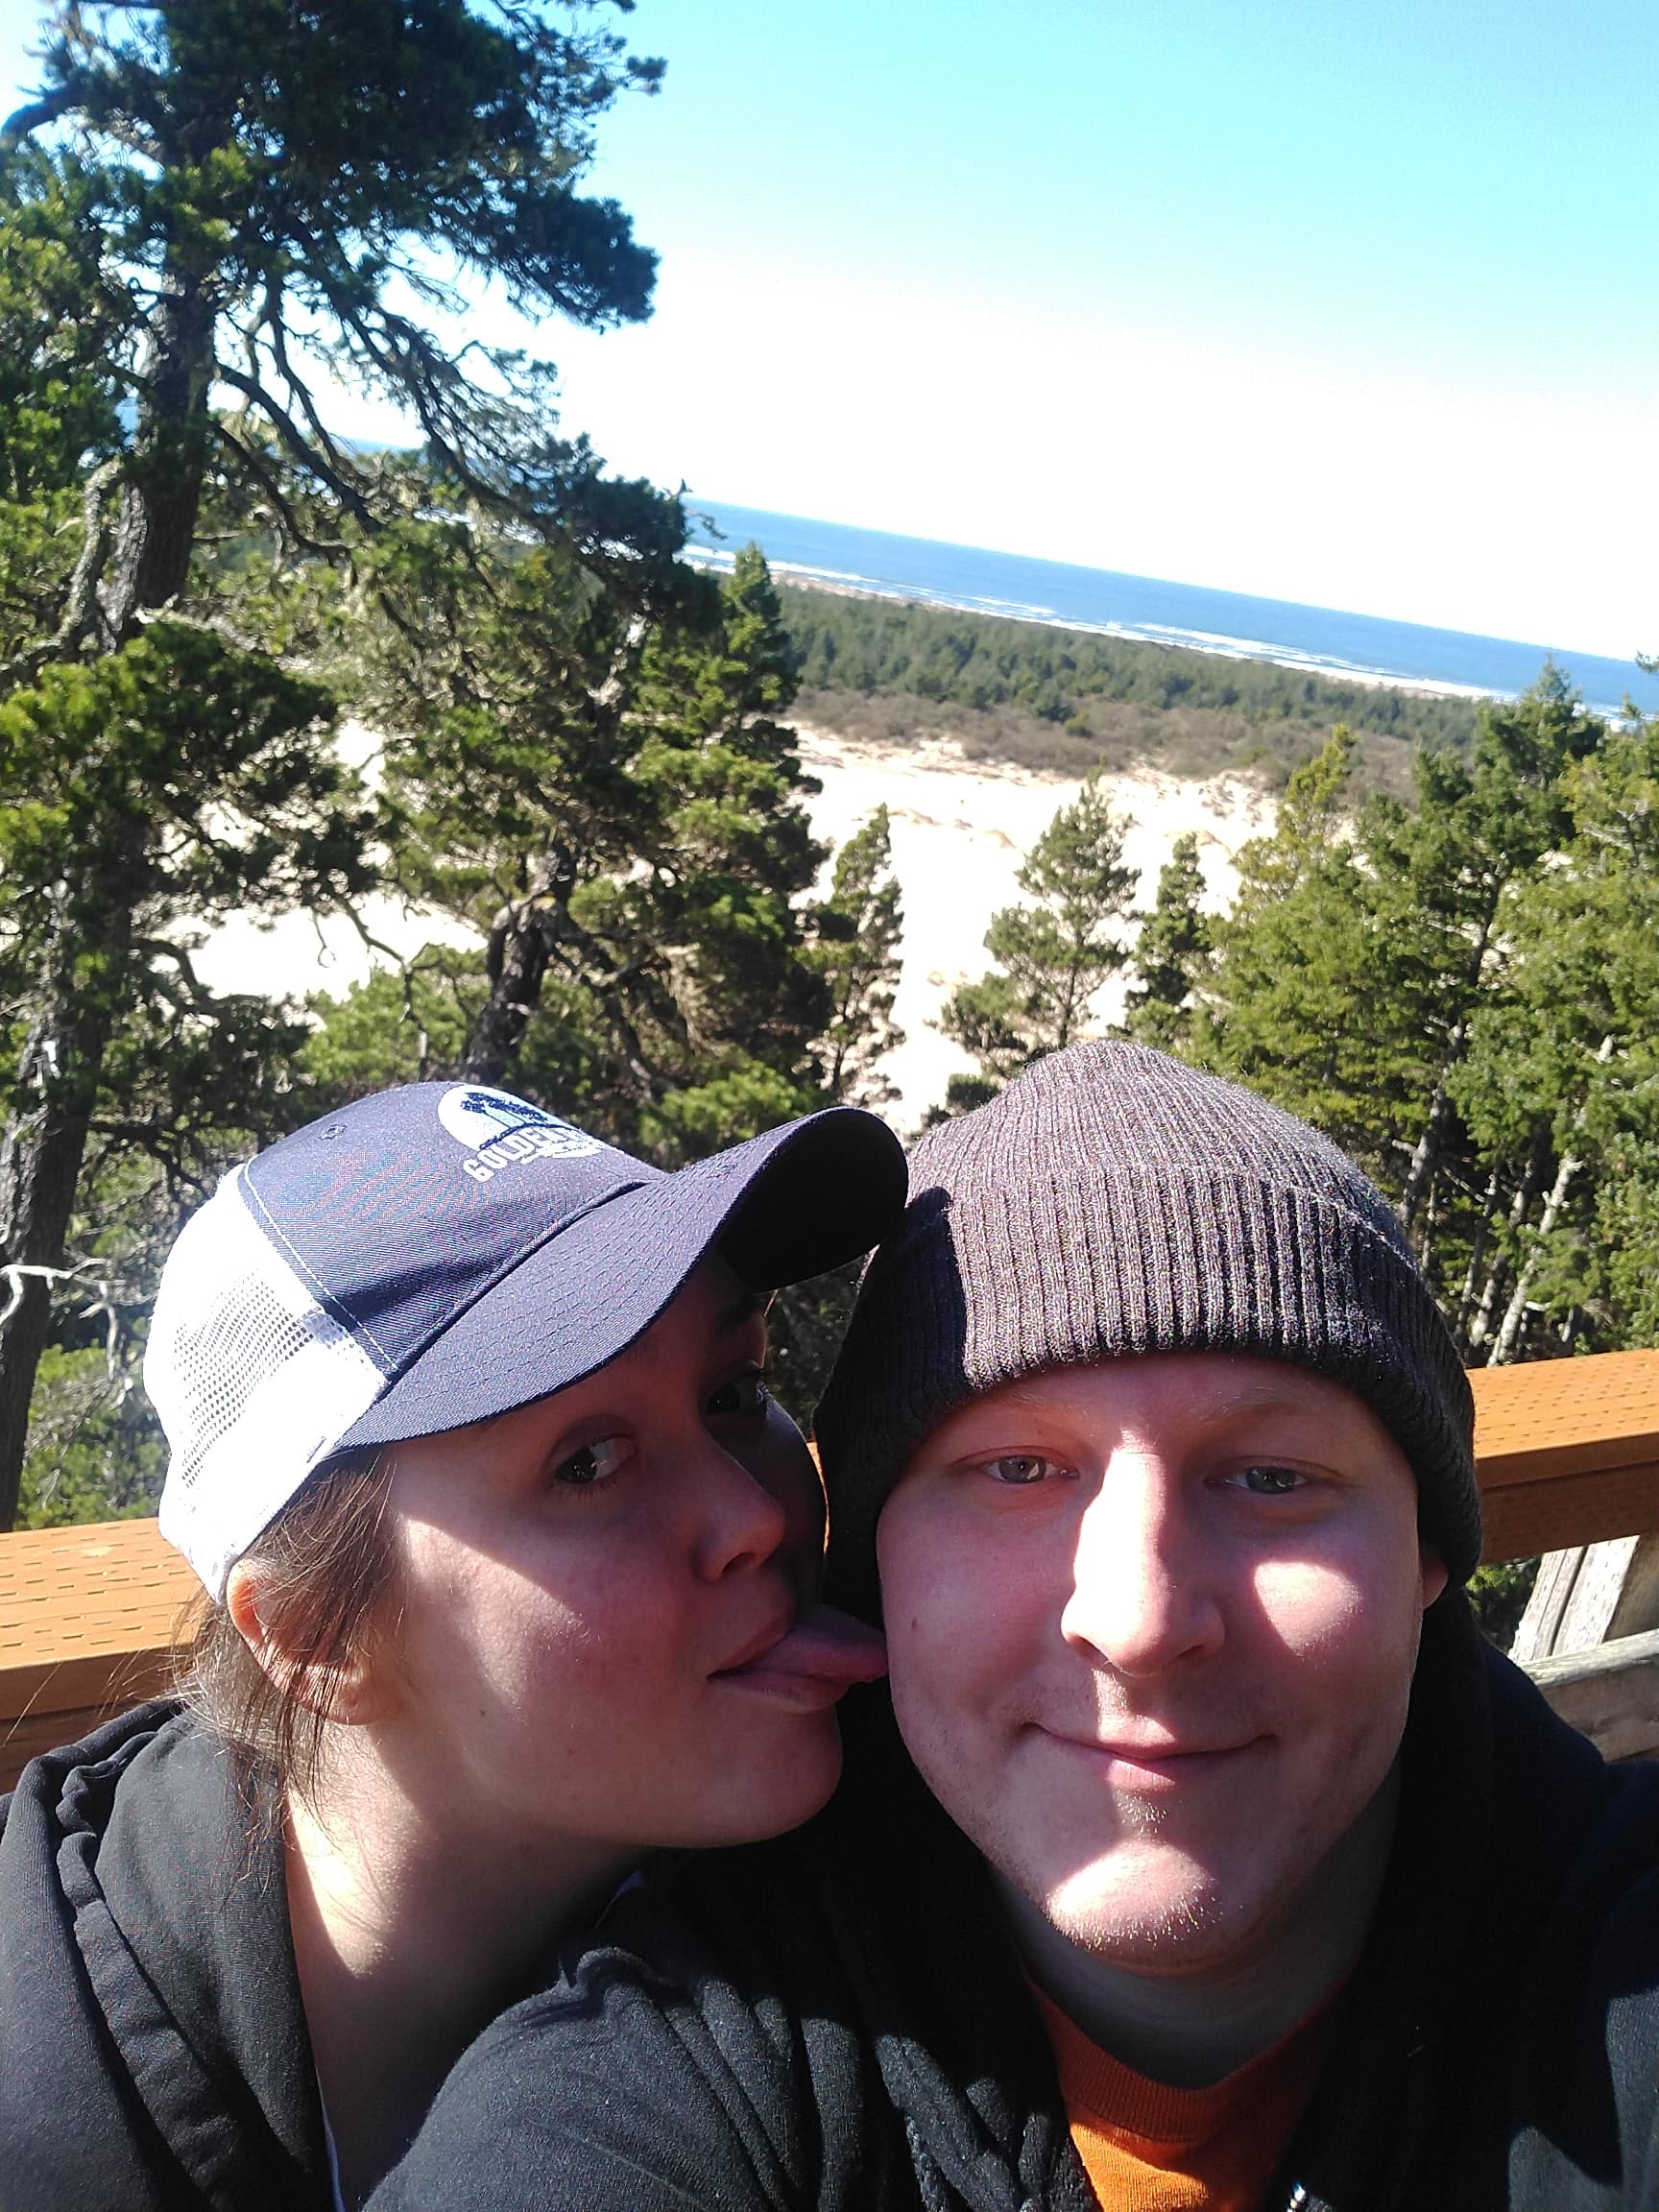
left=1468, top=1349, right=1659, bottom=1562
left=0, top=1518, right=196, bottom=1789
left=4, top=1348, right=1659, bottom=1792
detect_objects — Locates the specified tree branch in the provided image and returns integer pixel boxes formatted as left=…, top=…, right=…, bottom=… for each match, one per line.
left=134, top=936, right=209, bottom=997
left=337, top=900, right=425, bottom=972
left=309, top=272, right=525, bottom=519
left=0, top=456, right=122, bottom=685
left=1, top=82, right=78, bottom=149
left=257, top=304, right=370, bottom=495
left=210, top=418, right=350, bottom=561
left=214, top=363, right=378, bottom=528
left=83, top=109, right=163, bottom=161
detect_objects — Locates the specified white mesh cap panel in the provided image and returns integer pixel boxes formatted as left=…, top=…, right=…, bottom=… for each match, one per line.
left=147, top=1166, right=385, bottom=1601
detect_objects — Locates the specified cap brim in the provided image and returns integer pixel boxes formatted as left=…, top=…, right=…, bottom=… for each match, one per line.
left=334, top=1106, right=904, bottom=1453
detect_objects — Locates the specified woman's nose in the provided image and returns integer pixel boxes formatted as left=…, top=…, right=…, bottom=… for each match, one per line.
left=1059, top=1460, right=1224, bottom=1675
left=693, top=1434, right=792, bottom=1581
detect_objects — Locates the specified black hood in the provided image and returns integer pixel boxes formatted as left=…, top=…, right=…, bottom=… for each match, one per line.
left=0, top=1702, right=328, bottom=2212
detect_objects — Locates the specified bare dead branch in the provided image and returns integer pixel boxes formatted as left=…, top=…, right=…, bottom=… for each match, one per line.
left=210, top=418, right=351, bottom=561
left=335, top=901, right=417, bottom=970
left=256, top=307, right=367, bottom=494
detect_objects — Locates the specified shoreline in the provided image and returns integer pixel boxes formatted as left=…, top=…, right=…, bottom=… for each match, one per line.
left=687, top=544, right=1497, bottom=708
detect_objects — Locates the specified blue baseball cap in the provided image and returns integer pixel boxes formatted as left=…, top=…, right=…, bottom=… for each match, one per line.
left=146, top=1083, right=906, bottom=1598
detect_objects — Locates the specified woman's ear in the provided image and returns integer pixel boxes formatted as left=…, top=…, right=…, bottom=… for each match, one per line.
left=224, top=1556, right=264, bottom=1648
left=225, top=1557, right=387, bottom=1726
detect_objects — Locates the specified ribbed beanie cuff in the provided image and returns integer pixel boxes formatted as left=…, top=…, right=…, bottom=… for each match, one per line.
left=815, top=1043, right=1479, bottom=1622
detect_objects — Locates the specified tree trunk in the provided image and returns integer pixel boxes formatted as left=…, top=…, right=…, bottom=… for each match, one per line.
left=465, top=903, right=556, bottom=1087
left=1484, top=1036, right=1615, bottom=1368
left=1487, top=1148, right=1581, bottom=1366
left=1399, top=895, right=1502, bottom=1242
left=0, top=252, right=217, bottom=1520
left=1399, top=1059, right=1456, bottom=1240
left=1453, top=1168, right=1502, bottom=1352
left=103, top=269, right=217, bottom=634
left=1465, top=1128, right=1551, bottom=1357
left=0, top=898, right=121, bottom=1527
left=463, top=845, right=663, bottom=1108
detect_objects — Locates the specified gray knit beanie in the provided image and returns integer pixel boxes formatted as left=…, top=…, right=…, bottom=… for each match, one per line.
left=816, top=1041, right=1479, bottom=1621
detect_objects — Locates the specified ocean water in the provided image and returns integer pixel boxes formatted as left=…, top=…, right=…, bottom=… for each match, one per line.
left=687, top=501, right=1659, bottom=719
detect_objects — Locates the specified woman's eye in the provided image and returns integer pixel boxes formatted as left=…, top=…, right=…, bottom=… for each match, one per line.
left=708, top=1371, right=770, bottom=1418
left=1232, top=1464, right=1306, bottom=1496
left=986, top=1454, right=1055, bottom=1486
left=553, top=1436, right=630, bottom=1487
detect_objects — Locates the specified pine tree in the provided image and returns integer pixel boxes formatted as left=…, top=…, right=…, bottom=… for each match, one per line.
left=1186, top=678, right=1626, bottom=1359
left=0, top=144, right=125, bottom=662
left=1, top=0, right=668, bottom=650
left=318, top=547, right=834, bottom=1159
left=1360, top=667, right=1603, bottom=1262
left=620, top=548, right=831, bottom=1152
left=0, top=626, right=375, bottom=1521
left=1188, top=726, right=1384, bottom=1148
left=0, top=0, right=675, bottom=1520
left=1450, top=712, right=1659, bottom=1359
left=941, top=779, right=1138, bottom=1105
left=1122, top=830, right=1211, bottom=1051
left=808, top=805, right=904, bottom=1106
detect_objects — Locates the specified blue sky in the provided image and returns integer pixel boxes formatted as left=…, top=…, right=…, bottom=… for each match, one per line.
left=4, top=0, right=1655, bottom=656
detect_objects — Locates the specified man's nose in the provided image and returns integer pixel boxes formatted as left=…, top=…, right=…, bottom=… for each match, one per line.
left=1059, top=1458, right=1224, bottom=1675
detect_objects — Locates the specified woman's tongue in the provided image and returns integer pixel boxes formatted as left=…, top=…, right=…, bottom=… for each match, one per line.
left=727, top=1603, right=886, bottom=1687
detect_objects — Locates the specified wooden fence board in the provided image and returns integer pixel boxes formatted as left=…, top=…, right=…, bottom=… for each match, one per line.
left=1524, top=1627, right=1659, bottom=1765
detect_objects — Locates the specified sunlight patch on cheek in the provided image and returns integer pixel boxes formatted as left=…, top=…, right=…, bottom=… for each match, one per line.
left=1248, top=1559, right=1374, bottom=1653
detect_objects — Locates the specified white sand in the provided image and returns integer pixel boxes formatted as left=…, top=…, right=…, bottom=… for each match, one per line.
left=796, top=725, right=1269, bottom=1119
left=192, top=721, right=1273, bottom=1123
left=191, top=721, right=473, bottom=1005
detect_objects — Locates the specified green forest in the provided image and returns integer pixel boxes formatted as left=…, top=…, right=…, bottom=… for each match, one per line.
left=779, top=584, right=1482, bottom=795
left=1, top=0, right=1653, bottom=1645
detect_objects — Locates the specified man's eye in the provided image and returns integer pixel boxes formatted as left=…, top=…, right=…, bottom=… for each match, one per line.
left=708, top=1371, right=770, bottom=1418
left=1233, top=1464, right=1305, bottom=1496
left=553, top=1436, right=630, bottom=1487
left=986, top=1455, right=1054, bottom=1486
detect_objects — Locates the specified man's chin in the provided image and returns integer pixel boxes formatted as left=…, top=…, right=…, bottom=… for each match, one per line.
left=1037, top=1851, right=1252, bottom=1977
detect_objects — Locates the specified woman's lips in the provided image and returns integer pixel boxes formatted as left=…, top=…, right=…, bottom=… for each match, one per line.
left=713, top=1603, right=887, bottom=1704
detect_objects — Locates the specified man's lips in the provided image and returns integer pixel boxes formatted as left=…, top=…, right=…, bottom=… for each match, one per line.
left=1038, top=1725, right=1267, bottom=1784
left=712, top=1602, right=887, bottom=1696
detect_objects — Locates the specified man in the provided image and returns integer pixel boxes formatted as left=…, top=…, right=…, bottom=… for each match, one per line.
left=377, top=1044, right=1659, bottom=2212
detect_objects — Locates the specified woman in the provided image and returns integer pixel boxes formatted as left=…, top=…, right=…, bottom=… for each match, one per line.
left=0, top=1079, right=904, bottom=2212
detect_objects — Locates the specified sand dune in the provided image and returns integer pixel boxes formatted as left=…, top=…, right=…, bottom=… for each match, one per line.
left=193, top=721, right=1273, bottom=1123
left=796, top=724, right=1269, bottom=1118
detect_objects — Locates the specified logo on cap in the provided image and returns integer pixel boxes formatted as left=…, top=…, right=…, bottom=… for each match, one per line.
left=438, top=1086, right=604, bottom=1183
